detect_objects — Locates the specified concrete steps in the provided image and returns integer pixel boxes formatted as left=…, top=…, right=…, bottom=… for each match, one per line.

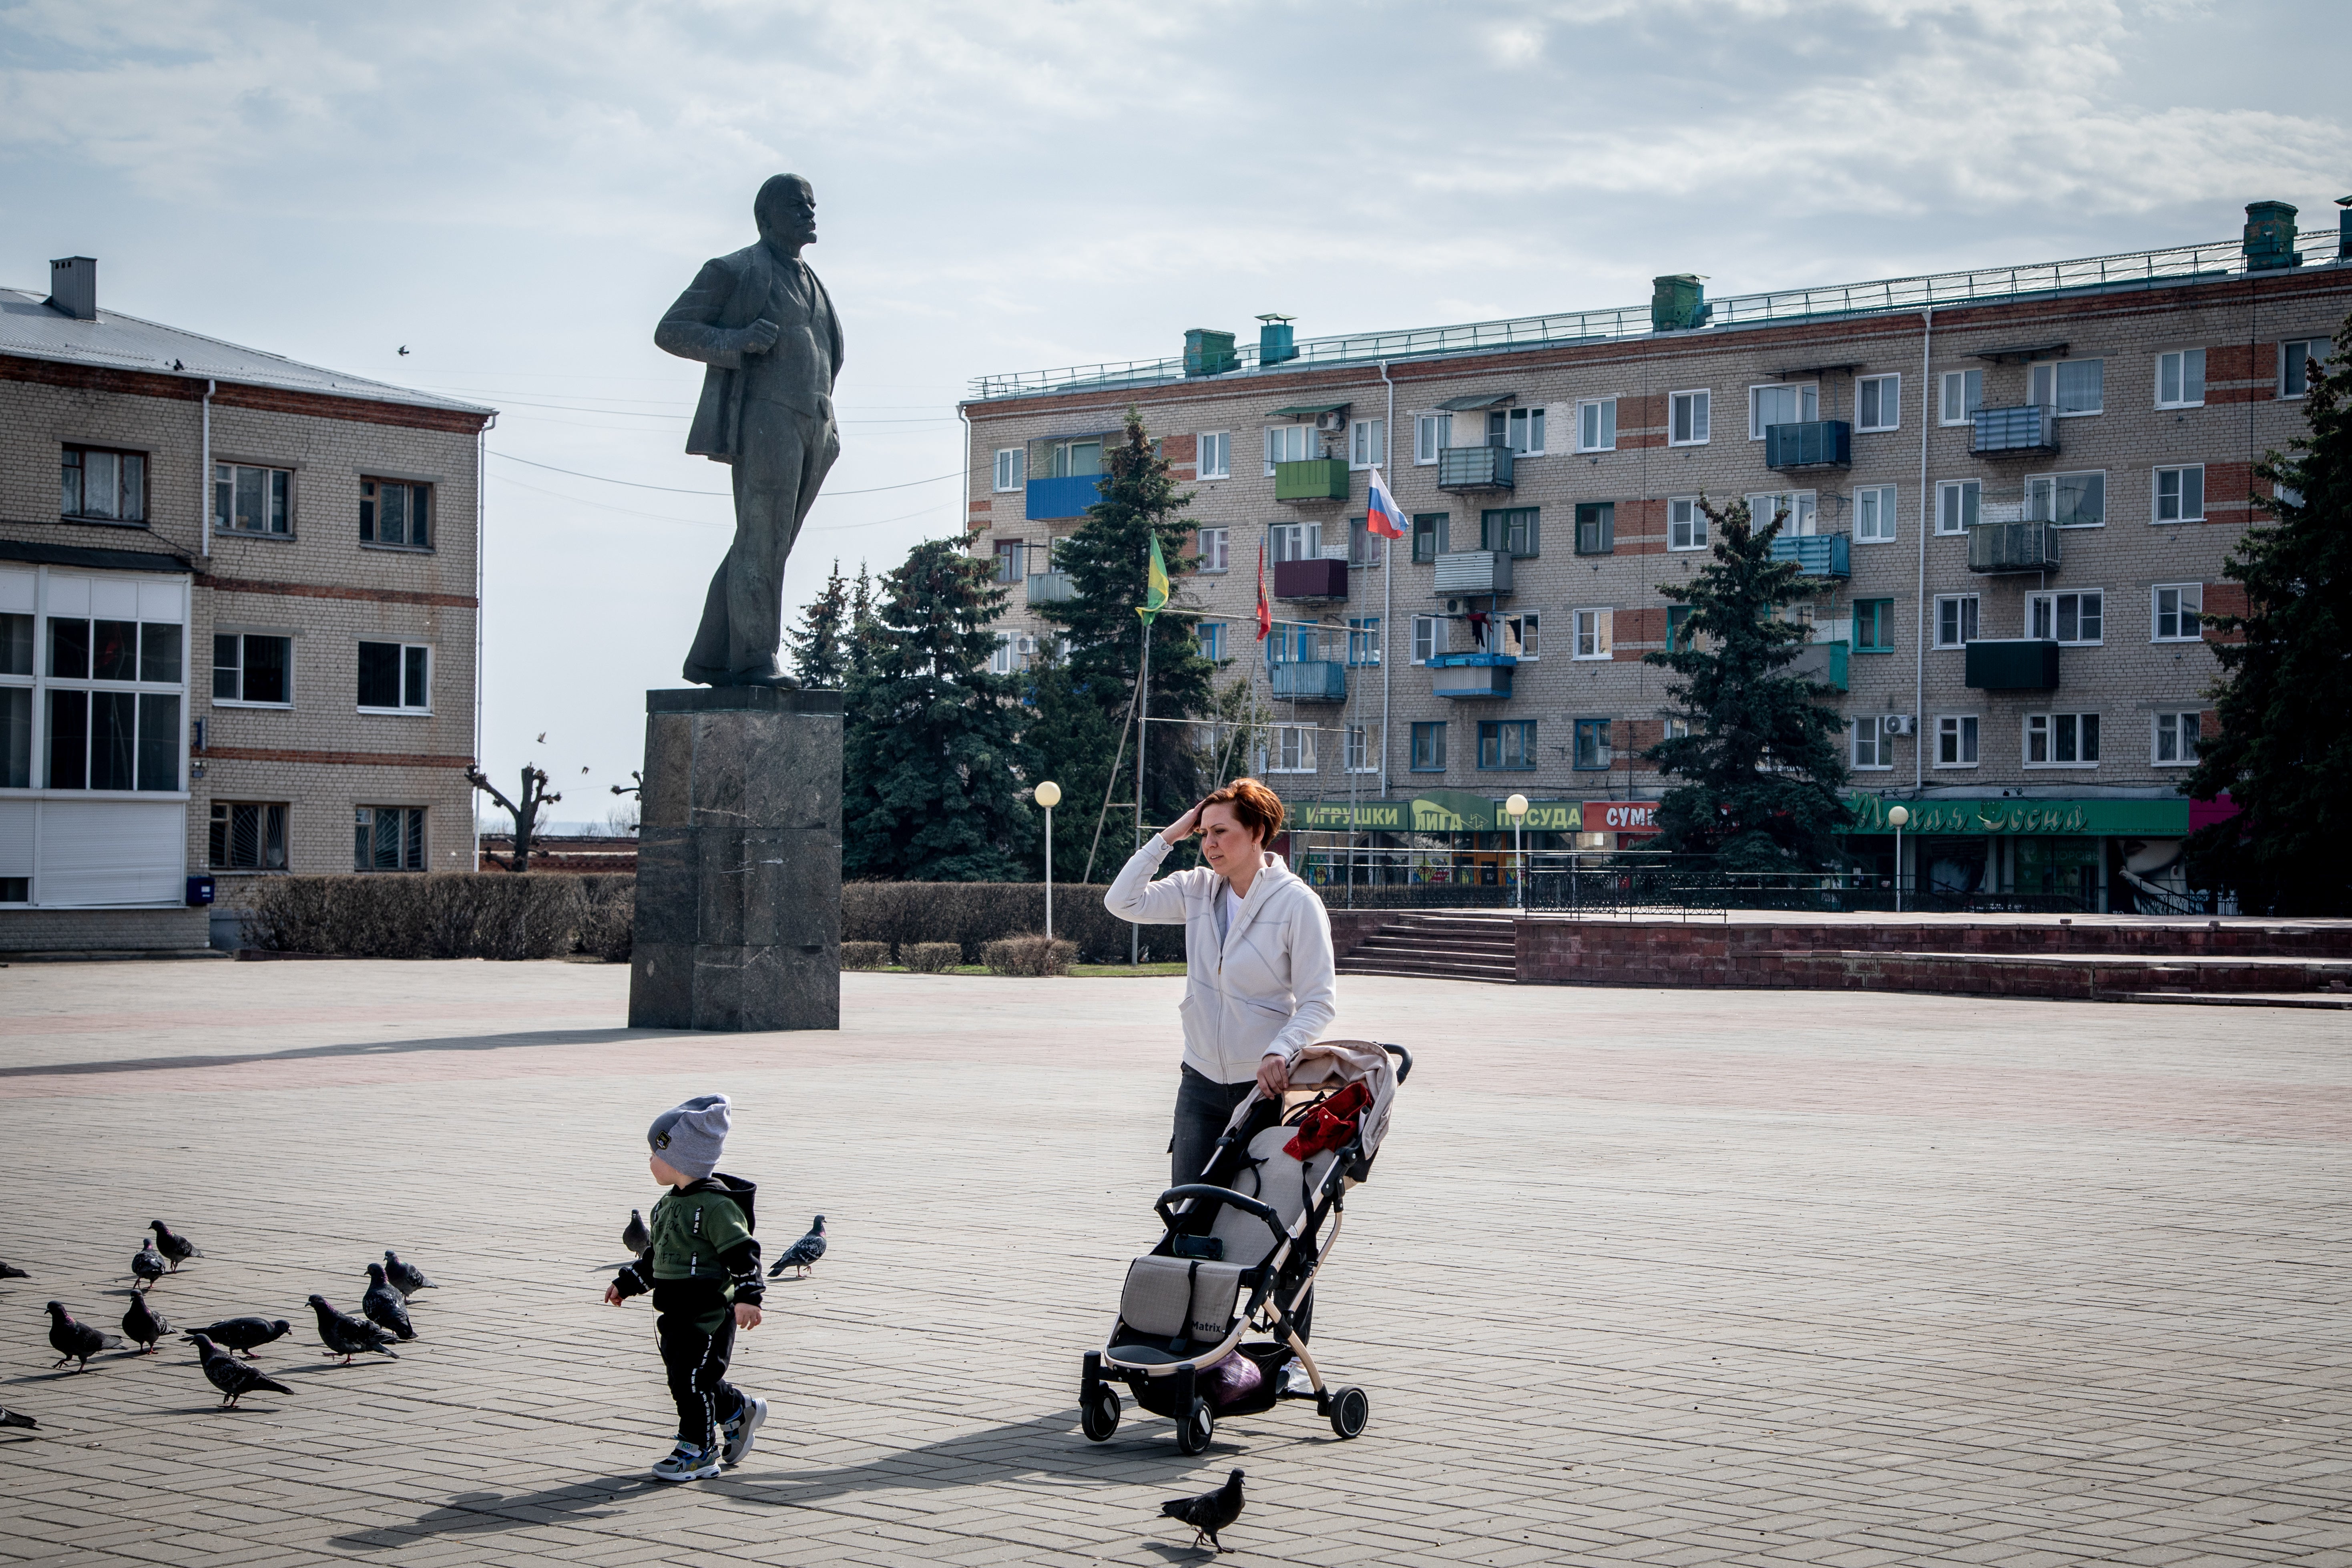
left=1338, top=913, right=1519, bottom=984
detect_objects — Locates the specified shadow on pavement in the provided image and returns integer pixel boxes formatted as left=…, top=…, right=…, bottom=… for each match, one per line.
left=0, top=1028, right=646, bottom=1081
left=329, top=1476, right=661, bottom=1549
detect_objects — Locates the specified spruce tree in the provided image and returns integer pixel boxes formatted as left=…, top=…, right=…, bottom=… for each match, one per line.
left=2184, top=311, right=2352, bottom=913
left=1641, top=497, right=1852, bottom=871
left=841, top=539, right=1036, bottom=881
left=785, top=560, right=850, bottom=688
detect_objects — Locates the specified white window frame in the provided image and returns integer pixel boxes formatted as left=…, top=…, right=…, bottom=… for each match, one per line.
left=2155, top=348, right=2206, bottom=410
left=8, top=573, right=191, bottom=801
left=1934, top=594, right=1979, bottom=649
left=1934, top=714, right=1979, bottom=769
left=1748, top=382, right=1818, bottom=440
left=988, top=631, right=1015, bottom=676
left=1411, top=614, right=1443, bottom=665
left=1745, top=491, right=1817, bottom=534
left=1667, top=496, right=1706, bottom=552
left=1668, top=389, right=1710, bottom=446
left=1854, top=484, right=1898, bottom=543
left=1935, top=478, right=1980, bottom=535
left=1413, top=412, right=1448, bottom=466
left=212, top=631, right=295, bottom=709
left=2024, top=711, right=2101, bottom=768
left=2280, top=339, right=2322, bottom=399
left=1269, top=723, right=1317, bottom=774
left=2152, top=464, right=2205, bottom=524
left=1572, top=607, right=1613, bottom=661
left=2029, top=358, right=2104, bottom=416
left=2027, top=470, right=2107, bottom=529
left=1575, top=398, right=1617, bottom=453
left=1348, top=417, right=1386, bottom=470
left=992, top=447, right=1024, bottom=492
left=1851, top=715, right=1894, bottom=771
left=1939, top=369, right=1982, bottom=426
left=2152, top=710, right=2201, bottom=767
left=1197, top=526, right=1229, bottom=573
left=1489, top=406, right=1546, bottom=456
left=2027, top=590, right=2105, bottom=646
left=2151, top=583, right=2203, bottom=643
left=1504, top=612, right=1538, bottom=661
left=213, top=461, right=294, bottom=536
left=1197, top=432, right=1230, bottom=481
left=1855, top=373, right=1901, bottom=433
left=355, top=639, right=431, bottom=715
left=1263, top=423, right=1315, bottom=475
left=1268, top=522, right=1323, bottom=563
left=1343, top=722, right=1378, bottom=775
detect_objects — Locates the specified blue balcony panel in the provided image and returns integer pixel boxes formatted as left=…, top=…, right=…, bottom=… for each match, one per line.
left=1768, top=532, right=1851, bottom=579
left=1025, top=473, right=1104, bottom=520
left=1271, top=660, right=1347, bottom=702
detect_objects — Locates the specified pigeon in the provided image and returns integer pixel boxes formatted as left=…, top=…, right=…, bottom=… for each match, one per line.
left=131, top=1239, right=165, bottom=1290
left=188, top=1333, right=293, bottom=1409
left=121, top=1292, right=171, bottom=1354
left=1161, top=1468, right=1246, bottom=1554
left=148, top=1221, right=202, bottom=1272
left=185, top=1317, right=291, bottom=1360
left=766, top=1215, right=826, bottom=1278
left=0, top=1259, right=27, bottom=1279
left=362, top=1264, right=416, bottom=1341
left=45, top=1302, right=122, bottom=1371
left=382, top=1251, right=437, bottom=1298
left=308, top=1295, right=398, bottom=1363
left=622, top=1209, right=651, bottom=1257
left=0, top=1405, right=35, bottom=1430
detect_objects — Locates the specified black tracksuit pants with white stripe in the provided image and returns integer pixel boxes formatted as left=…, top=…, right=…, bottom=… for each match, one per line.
left=654, top=1282, right=745, bottom=1450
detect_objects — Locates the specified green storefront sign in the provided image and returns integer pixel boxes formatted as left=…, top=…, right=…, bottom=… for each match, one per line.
left=1290, top=789, right=1584, bottom=834
left=1841, top=795, right=2190, bottom=837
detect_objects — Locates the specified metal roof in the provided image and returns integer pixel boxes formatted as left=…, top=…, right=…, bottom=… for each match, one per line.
left=0, top=288, right=495, bottom=417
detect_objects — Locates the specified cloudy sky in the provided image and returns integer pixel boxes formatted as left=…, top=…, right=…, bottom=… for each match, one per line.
left=2, top=0, right=2343, bottom=823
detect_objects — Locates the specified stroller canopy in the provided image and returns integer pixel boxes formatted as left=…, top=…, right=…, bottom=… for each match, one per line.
left=1225, top=1040, right=1401, bottom=1166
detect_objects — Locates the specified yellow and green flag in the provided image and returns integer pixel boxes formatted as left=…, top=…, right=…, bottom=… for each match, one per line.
left=1137, top=533, right=1169, bottom=624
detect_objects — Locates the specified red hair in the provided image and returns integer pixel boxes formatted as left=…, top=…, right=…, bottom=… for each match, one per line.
left=1199, top=778, right=1284, bottom=847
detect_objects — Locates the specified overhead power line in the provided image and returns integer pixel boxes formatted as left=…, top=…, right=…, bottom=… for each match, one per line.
left=488, top=449, right=964, bottom=498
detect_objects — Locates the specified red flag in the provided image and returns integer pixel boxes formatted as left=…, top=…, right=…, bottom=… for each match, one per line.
left=1254, top=543, right=1272, bottom=641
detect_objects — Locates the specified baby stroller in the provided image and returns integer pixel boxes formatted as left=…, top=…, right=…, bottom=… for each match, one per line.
left=1080, top=1040, right=1411, bottom=1455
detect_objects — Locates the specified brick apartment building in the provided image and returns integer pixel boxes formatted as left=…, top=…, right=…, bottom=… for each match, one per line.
left=0, top=257, right=494, bottom=954
left=960, top=200, right=2349, bottom=910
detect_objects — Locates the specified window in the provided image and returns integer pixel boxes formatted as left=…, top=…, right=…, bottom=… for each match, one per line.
left=2281, top=339, right=2320, bottom=398
left=1348, top=418, right=1386, bottom=469
left=1573, top=608, right=1613, bottom=660
left=1268, top=522, right=1321, bottom=562
left=1344, top=723, right=1376, bottom=774
left=1936, top=479, right=1980, bottom=535
left=1347, top=616, right=1381, bottom=667
left=1668, top=496, right=1707, bottom=551
left=1855, top=484, right=1898, bottom=543
left=359, top=478, right=432, bottom=549
left=1669, top=389, right=1709, bottom=445
left=61, top=446, right=147, bottom=523
left=36, top=616, right=183, bottom=793
left=1348, top=516, right=1384, bottom=567
left=991, top=539, right=1023, bottom=583
left=1477, top=719, right=1535, bottom=770
left=1854, top=598, right=1894, bottom=652
left=1576, top=399, right=1617, bottom=452
left=2029, top=358, right=2103, bottom=415
left=1488, top=407, right=1545, bottom=455
left=1411, top=614, right=1444, bottom=665
left=1665, top=604, right=1693, bottom=652
left=1411, top=512, right=1446, bottom=563
left=2152, top=584, right=2203, bottom=642
left=1410, top=721, right=1446, bottom=772
left=1414, top=413, right=1448, bottom=465
left=1047, top=438, right=1103, bottom=478
left=1745, top=491, right=1816, bottom=533
left=1935, top=715, right=1979, bottom=768
left=2028, top=590, right=2103, bottom=644
left=1197, top=433, right=1229, bottom=481
left=2025, top=712, right=2100, bottom=766
left=210, top=801, right=288, bottom=871
left=1573, top=502, right=1613, bottom=556
left=1482, top=507, right=1540, bottom=558
left=0, top=614, right=28, bottom=789
left=1573, top=719, right=1611, bottom=771
left=988, top=632, right=1015, bottom=675
left=1940, top=369, right=1982, bottom=425
left=354, top=805, right=425, bottom=871
left=1749, top=383, right=1818, bottom=440
left=356, top=641, right=430, bottom=712
left=213, top=633, right=292, bottom=705
left=2156, top=349, right=2205, bottom=409
left=1269, top=724, right=1316, bottom=773
left=1851, top=715, right=1894, bottom=769
left=2153, top=711, right=2200, bottom=766
left=1856, top=373, right=1901, bottom=432
left=1263, top=424, right=1315, bottom=472
left=2153, top=465, right=2204, bottom=524
left=1934, top=594, right=1979, bottom=648
left=1497, top=613, right=1538, bottom=661
left=992, top=447, right=1024, bottom=492
left=1196, top=622, right=1226, bottom=662
left=214, top=463, right=291, bottom=535
left=1660, top=717, right=1690, bottom=741
left=2027, top=471, right=2105, bottom=528
left=1196, top=527, right=1228, bottom=573
left=1267, top=620, right=1321, bottom=664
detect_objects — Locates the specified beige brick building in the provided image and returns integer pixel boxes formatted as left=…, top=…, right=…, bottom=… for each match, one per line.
left=0, top=257, right=493, bottom=953
left=961, top=201, right=2349, bottom=910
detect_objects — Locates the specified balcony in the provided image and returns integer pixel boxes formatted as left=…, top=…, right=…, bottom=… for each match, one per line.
left=1972, top=404, right=2059, bottom=455
left=1436, top=444, right=1514, bottom=492
left=1767, top=532, right=1850, bottom=580
left=1432, top=550, right=1513, bottom=596
left=1428, top=651, right=1516, bottom=700
left=1790, top=639, right=1850, bottom=693
left=1025, top=570, right=1074, bottom=604
left=1272, top=458, right=1349, bottom=502
left=1272, top=557, right=1348, bottom=601
left=1965, top=638, right=2061, bottom=691
left=1025, top=474, right=1103, bottom=520
left=1967, top=520, right=2062, bottom=574
left=1763, top=420, right=1852, bottom=471
left=1271, top=660, right=1347, bottom=702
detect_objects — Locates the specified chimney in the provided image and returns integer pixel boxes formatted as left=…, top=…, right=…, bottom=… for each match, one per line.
left=1257, top=313, right=1298, bottom=366
left=2338, top=195, right=2351, bottom=261
left=1651, top=274, right=1710, bottom=332
left=46, top=257, right=97, bottom=321
left=2241, top=202, right=2301, bottom=272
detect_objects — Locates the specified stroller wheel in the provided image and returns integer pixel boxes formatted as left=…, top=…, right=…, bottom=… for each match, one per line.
left=1176, top=1397, right=1215, bottom=1456
left=1081, top=1385, right=1121, bottom=1442
left=1328, top=1385, right=1369, bottom=1440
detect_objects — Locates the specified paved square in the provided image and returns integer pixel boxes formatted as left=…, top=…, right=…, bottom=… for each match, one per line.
left=2, top=961, right=2348, bottom=1566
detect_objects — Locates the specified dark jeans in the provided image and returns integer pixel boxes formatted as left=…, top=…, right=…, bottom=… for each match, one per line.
left=654, top=1283, right=745, bottom=1450
left=1169, top=1065, right=1312, bottom=1341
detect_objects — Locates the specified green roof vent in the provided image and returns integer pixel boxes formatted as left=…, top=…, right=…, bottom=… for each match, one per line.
left=1651, top=274, right=1710, bottom=332
left=1257, top=313, right=1298, bottom=367
left=2243, top=201, right=2301, bottom=271
left=1183, top=328, right=1237, bottom=377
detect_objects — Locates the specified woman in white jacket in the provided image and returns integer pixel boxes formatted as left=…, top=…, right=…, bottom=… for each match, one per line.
left=1104, top=777, right=1338, bottom=1189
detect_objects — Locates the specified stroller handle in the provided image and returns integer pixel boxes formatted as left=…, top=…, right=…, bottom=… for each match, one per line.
left=1155, top=1185, right=1288, bottom=1249
left=1380, top=1043, right=1414, bottom=1083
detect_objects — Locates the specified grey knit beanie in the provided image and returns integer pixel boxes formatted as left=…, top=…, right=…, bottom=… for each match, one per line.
left=647, top=1093, right=731, bottom=1181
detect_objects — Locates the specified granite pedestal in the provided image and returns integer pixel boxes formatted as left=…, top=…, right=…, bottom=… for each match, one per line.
left=627, top=687, right=842, bottom=1032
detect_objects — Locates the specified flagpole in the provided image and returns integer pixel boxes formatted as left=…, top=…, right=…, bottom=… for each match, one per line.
left=1133, top=614, right=1149, bottom=966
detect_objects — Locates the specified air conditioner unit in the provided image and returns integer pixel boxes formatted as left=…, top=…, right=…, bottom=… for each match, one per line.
left=1884, top=714, right=1917, bottom=736
left=1313, top=411, right=1348, bottom=433
left=1016, top=636, right=1037, bottom=656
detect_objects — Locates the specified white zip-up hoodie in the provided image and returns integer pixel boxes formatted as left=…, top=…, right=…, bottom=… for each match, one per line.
left=1105, top=837, right=1338, bottom=1085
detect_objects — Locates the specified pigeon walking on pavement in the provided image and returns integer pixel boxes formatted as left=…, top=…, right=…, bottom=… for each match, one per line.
left=148, top=1221, right=203, bottom=1272
left=361, top=1264, right=416, bottom=1341
left=1160, top=1469, right=1246, bottom=1554
left=382, top=1251, right=436, bottom=1298
left=188, top=1333, right=293, bottom=1409
left=0, top=1405, right=36, bottom=1430
left=121, top=1293, right=171, bottom=1354
left=130, top=1239, right=165, bottom=1290
left=308, top=1295, right=399, bottom=1363
left=622, top=1209, right=650, bottom=1257
left=766, top=1215, right=826, bottom=1278
left=185, top=1317, right=290, bottom=1360
left=45, top=1302, right=122, bottom=1371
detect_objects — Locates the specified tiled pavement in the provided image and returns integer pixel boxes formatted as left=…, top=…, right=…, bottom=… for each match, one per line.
left=1, top=960, right=2348, bottom=1567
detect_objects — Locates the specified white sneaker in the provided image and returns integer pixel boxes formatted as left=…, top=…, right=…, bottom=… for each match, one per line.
left=722, top=1396, right=768, bottom=1468
left=651, top=1440, right=722, bottom=1482
left=1283, top=1365, right=1316, bottom=1397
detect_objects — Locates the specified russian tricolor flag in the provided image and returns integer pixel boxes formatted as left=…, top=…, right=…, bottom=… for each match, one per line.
left=1365, top=468, right=1408, bottom=539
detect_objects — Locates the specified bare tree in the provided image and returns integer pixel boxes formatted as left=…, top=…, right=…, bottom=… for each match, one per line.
left=468, top=761, right=562, bottom=872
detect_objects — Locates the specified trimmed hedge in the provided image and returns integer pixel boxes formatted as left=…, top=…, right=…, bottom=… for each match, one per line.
left=842, top=882, right=1179, bottom=966
left=840, top=941, right=888, bottom=971
left=902, top=942, right=962, bottom=974
left=243, top=873, right=633, bottom=962
left=982, top=934, right=1077, bottom=976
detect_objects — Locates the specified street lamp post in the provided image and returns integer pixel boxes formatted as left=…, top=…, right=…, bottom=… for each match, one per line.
left=1888, top=804, right=1910, bottom=914
left=1506, top=793, right=1530, bottom=912
left=1036, top=780, right=1063, bottom=942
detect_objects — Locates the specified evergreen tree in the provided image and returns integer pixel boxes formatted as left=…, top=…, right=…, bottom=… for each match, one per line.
left=1640, top=497, right=1852, bottom=871
left=2184, top=311, right=2352, bottom=913
left=847, top=561, right=879, bottom=679
left=1018, top=660, right=1129, bottom=882
left=785, top=559, right=850, bottom=688
left=842, top=539, right=1036, bottom=881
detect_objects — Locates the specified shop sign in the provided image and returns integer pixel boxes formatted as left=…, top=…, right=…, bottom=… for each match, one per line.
left=1288, top=793, right=1585, bottom=833
left=1841, top=794, right=2190, bottom=837
left=1585, top=800, right=1661, bottom=834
